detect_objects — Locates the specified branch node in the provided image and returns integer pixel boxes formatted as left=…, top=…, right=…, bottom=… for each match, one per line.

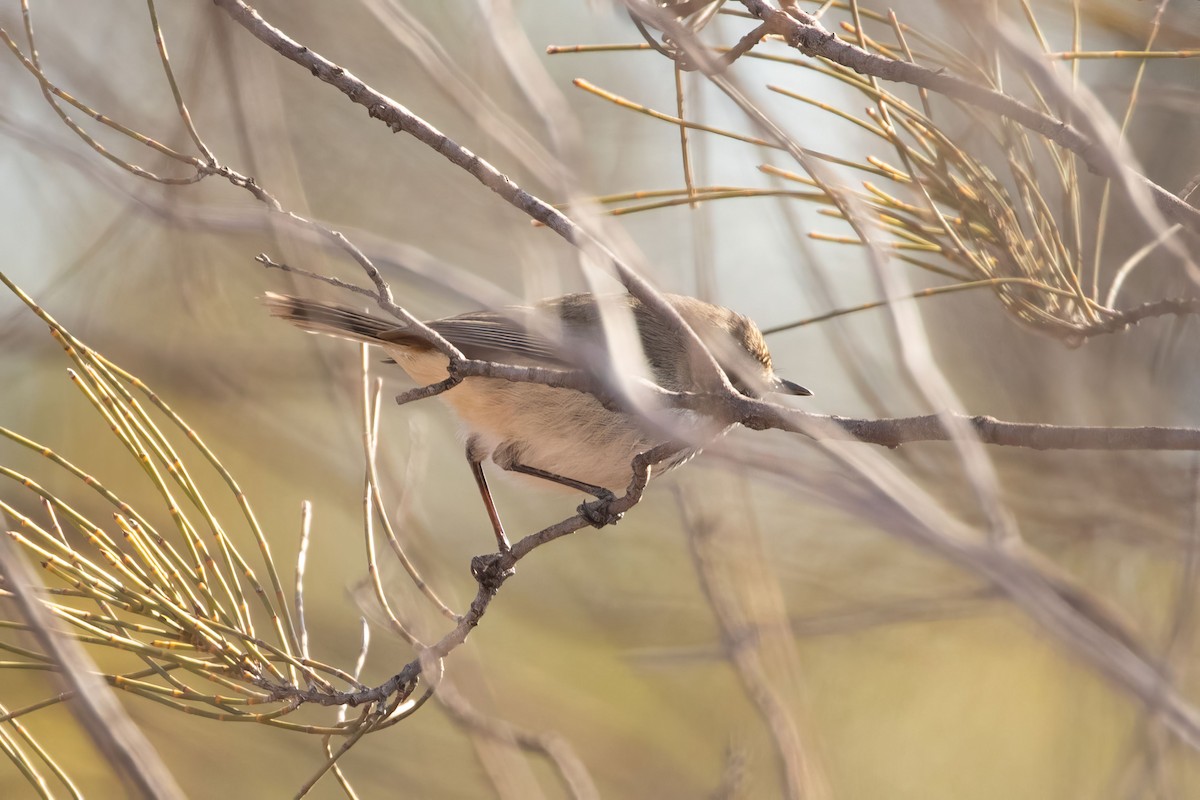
left=470, top=553, right=515, bottom=591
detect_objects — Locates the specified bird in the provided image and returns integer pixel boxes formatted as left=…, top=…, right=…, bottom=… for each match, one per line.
left=265, top=291, right=810, bottom=550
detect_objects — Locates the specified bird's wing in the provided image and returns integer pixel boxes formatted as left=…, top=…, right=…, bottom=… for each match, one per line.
left=426, top=312, right=569, bottom=365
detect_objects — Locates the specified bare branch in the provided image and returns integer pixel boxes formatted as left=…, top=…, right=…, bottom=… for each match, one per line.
left=737, top=0, right=1200, bottom=234
left=436, top=680, right=600, bottom=800
left=0, top=519, right=185, bottom=800
left=256, top=442, right=682, bottom=710
left=210, top=0, right=732, bottom=395
left=377, top=355, right=1200, bottom=451
left=758, top=409, right=1200, bottom=452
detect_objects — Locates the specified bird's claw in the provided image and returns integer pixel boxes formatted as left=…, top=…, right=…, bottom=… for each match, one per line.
left=579, top=490, right=623, bottom=528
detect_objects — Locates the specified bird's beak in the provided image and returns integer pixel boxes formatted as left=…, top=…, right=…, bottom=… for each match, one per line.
left=773, top=377, right=812, bottom=397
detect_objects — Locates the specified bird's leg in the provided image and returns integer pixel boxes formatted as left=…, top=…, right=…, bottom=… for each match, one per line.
left=495, top=453, right=623, bottom=528
left=503, top=462, right=614, bottom=499
left=466, top=437, right=512, bottom=552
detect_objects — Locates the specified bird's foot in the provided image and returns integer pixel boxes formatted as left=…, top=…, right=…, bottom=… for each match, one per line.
left=579, top=490, right=623, bottom=528
left=470, top=553, right=515, bottom=590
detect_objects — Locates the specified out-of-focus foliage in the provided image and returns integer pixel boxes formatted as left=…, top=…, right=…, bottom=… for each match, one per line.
left=1, top=0, right=1199, bottom=798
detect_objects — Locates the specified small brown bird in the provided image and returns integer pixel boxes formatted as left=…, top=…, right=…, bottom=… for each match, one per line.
left=266, top=291, right=810, bottom=549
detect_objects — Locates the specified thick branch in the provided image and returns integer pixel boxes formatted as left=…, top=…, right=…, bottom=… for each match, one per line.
left=211, top=1, right=1200, bottom=750
left=387, top=356, right=1200, bottom=451
left=211, top=0, right=732, bottom=394
left=818, top=414, right=1200, bottom=451
left=209, top=0, right=1200, bottom=457
left=727, top=395, right=1200, bottom=451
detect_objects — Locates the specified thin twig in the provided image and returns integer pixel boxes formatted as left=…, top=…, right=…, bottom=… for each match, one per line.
left=736, top=0, right=1200, bottom=233
left=295, top=501, right=313, bottom=664
left=211, top=0, right=732, bottom=395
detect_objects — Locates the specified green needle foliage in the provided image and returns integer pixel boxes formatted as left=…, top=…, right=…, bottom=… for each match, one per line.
left=0, top=273, right=411, bottom=796
left=561, top=0, right=1197, bottom=342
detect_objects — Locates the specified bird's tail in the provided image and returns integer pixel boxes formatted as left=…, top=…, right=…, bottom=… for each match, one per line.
left=264, top=292, right=397, bottom=344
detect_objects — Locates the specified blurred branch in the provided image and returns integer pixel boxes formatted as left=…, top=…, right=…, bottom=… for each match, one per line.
left=678, top=495, right=824, bottom=800
left=611, top=1, right=1196, bottom=343
left=738, top=0, right=1200, bottom=234
left=436, top=680, right=600, bottom=800
left=6, top=1, right=1200, bottom=790
left=793, top=436, right=1200, bottom=750
left=0, top=517, right=185, bottom=800
left=0, top=4, right=204, bottom=185
left=3, top=0, right=476, bottom=377
left=210, top=0, right=733, bottom=395
left=11, top=1, right=1197, bottom=457
left=207, top=2, right=1200, bottom=453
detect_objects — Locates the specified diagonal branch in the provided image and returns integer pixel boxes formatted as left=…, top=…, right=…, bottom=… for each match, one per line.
left=0, top=517, right=186, bottom=799
left=203, top=0, right=1200, bottom=755
left=738, top=0, right=1200, bottom=234
left=210, top=0, right=732, bottom=395
left=258, top=442, right=679, bottom=709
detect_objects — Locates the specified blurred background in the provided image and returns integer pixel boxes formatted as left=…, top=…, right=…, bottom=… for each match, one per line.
left=1, top=1, right=1199, bottom=797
